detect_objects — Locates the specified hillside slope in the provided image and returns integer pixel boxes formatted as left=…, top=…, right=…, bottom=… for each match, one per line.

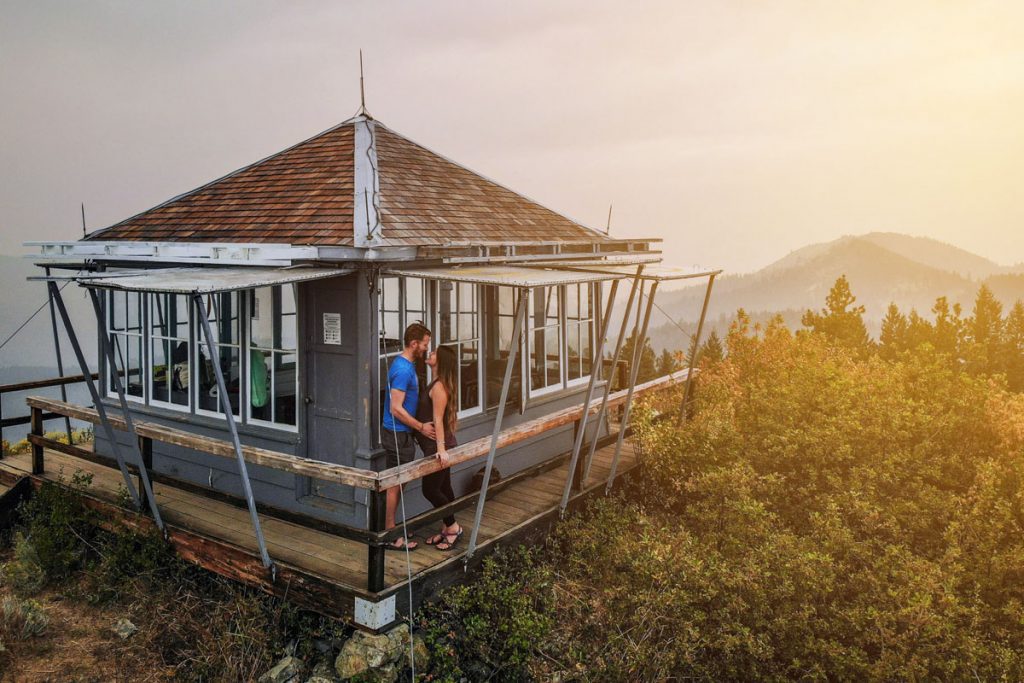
left=652, top=234, right=1024, bottom=351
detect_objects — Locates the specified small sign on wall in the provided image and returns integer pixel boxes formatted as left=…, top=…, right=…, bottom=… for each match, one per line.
left=323, top=312, right=341, bottom=345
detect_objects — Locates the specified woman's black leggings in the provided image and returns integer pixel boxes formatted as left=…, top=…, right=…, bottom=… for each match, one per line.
left=422, top=468, right=456, bottom=527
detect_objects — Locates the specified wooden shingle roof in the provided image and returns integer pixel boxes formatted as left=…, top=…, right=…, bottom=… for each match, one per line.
left=85, top=117, right=611, bottom=248
left=87, top=123, right=356, bottom=244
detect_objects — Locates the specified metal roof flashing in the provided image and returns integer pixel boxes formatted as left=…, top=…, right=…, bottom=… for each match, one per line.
left=38, top=265, right=354, bottom=294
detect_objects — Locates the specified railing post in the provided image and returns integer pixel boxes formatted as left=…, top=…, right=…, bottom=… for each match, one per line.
left=367, top=488, right=387, bottom=592
left=30, top=405, right=44, bottom=474
left=138, top=436, right=153, bottom=513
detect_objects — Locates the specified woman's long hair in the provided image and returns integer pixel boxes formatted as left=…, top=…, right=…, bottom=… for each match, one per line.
left=434, top=345, right=459, bottom=436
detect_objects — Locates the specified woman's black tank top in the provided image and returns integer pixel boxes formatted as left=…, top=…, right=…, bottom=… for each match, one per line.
left=415, top=379, right=457, bottom=455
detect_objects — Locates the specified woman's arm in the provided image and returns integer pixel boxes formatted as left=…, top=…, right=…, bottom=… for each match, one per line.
left=431, top=382, right=450, bottom=464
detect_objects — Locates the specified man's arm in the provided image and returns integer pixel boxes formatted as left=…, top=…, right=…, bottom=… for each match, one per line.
left=389, top=387, right=436, bottom=438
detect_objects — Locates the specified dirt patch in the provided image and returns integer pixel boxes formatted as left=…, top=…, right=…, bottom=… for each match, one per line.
left=1, top=550, right=170, bottom=682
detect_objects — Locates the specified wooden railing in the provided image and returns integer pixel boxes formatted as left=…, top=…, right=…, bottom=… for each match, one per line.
left=23, top=371, right=687, bottom=591
left=0, top=373, right=99, bottom=448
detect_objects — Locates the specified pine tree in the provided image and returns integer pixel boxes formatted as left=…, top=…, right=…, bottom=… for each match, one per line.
left=964, top=285, right=1005, bottom=377
left=801, top=275, right=872, bottom=355
left=878, top=303, right=909, bottom=359
left=619, top=331, right=658, bottom=383
left=931, top=296, right=964, bottom=359
left=700, top=330, right=725, bottom=365
left=657, top=348, right=680, bottom=377
left=906, top=309, right=933, bottom=351
left=1004, top=300, right=1024, bottom=391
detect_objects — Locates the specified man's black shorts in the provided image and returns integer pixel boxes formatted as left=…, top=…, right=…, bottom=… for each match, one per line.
left=382, top=428, right=417, bottom=469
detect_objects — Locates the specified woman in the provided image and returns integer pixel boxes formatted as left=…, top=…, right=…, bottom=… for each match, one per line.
left=416, top=344, right=463, bottom=551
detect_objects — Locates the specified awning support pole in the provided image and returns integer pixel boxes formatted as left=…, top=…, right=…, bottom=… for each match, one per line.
left=193, top=293, right=275, bottom=576
left=559, top=278, right=620, bottom=516
left=679, top=273, right=716, bottom=421
left=465, top=288, right=528, bottom=563
left=582, top=266, right=644, bottom=482
left=47, top=282, right=144, bottom=509
left=45, top=268, right=74, bottom=445
left=606, top=280, right=659, bottom=494
left=87, top=289, right=165, bottom=532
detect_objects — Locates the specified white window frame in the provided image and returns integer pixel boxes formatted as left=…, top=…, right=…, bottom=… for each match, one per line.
left=147, top=292, right=191, bottom=412
left=246, top=285, right=299, bottom=432
left=435, top=280, right=484, bottom=419
left=525, top=284, right=597, bottom=398
left=526, top=285, right=565, bottom=398
left=194, top=291, right=243, bottom=421
left=565, top=283, right=596, bottom=389
left=106, top=290, right=146, bottom=404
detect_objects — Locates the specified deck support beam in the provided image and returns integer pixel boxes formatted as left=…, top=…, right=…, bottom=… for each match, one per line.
left=193, top=293, right=275, bottom=576
left=465, top=288, right=527, bottom=562
left=679, top=272, right=716, bottom=421
left=581, top=266, right=644, bottom=482
left=560, top=278, right=620, bottom=515
left=47, top=282, right=147, bottom=512
left=87, top=288, right=165, bottom=532
left=606, top=280, right=659, bottom=493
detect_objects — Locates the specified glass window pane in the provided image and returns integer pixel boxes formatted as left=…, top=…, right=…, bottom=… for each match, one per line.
left=438, top=282, right=455, bottom=343
left=460, top=341, right=480, bottom=411
left=250, top=287, right=275, bottom=348
left=566, top=284, right=580, bottom=321
left=274, top=351, right=297, bottom=426
left=567, top=324, right=581, bottom=381
left=127, top=334, right=143, bottom=398
left=545, top=328, right=560, bottom=386
left=580, top=321, right=593, bottom=377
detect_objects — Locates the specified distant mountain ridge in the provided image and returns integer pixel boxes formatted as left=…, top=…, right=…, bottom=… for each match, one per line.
left=650, top=233, right=1024, bottom=351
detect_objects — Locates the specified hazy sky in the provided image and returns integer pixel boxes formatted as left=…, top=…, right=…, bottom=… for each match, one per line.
left=2, top=1, right=1022, bottom=273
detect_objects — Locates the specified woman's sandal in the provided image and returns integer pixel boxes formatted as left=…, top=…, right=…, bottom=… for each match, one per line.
left=435, top=527, right=463, bottom=552
left=385, top=536, right=418, bottom=551
left=424, top=532, right=446, bottom=546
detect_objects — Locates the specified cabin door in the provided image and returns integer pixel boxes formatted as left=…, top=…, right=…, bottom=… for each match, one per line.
left=301, top=275, right=357, bottom=509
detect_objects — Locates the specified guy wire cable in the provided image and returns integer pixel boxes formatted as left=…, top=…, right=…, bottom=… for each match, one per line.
left=0, top=280, right=71, bottom=353
left=375, top=273, right=417, bottom=679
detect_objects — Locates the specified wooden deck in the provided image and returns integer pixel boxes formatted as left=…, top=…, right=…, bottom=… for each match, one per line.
left=0, top=437, right=638, bottom=627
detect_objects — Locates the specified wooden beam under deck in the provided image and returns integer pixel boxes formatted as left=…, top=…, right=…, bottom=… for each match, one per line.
left=0, top=438, right=640, bottom=629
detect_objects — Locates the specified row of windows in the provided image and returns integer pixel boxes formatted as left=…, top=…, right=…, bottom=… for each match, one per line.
left=377, top=277, right=598, bottom=426
left=105, top=287, right=298, bottom=431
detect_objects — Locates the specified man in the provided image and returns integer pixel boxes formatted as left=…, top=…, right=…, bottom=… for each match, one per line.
left=381, top=322, right=436, bottom=550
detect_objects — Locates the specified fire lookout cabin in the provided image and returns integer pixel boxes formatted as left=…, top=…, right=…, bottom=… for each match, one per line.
left=4, top=111, right=719, bottom=631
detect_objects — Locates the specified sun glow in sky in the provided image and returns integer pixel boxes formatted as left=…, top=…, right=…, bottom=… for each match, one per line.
left=2, top=1, right=1022, bottom=272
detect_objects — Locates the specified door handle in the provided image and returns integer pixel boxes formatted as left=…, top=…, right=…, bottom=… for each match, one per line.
left=304, top=396, right=314, bottom=405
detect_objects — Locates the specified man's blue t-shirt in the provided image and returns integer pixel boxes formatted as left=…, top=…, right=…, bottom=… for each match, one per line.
left=382, top=355, right=419, bottom=433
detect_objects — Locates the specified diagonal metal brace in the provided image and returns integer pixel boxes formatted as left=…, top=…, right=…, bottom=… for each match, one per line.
left=559, top=278, right=620, bottom=516
left=47, top=283, right=145, bottom=511
left=606, top=280, right=659, bottom=494
left=465, top=288, right=528, bottom=563
left=87, top=288, right=165, bottom=532
left=193, top=293, right=274, bottom=575
left=582, top=265, right=644, bottom=482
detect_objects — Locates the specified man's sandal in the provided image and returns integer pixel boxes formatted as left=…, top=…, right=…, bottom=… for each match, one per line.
left=385, top=536, right=418, bottom=551
left=435, top=527, right=463, bottom=552
left=425, top=532, right=446, bottom=546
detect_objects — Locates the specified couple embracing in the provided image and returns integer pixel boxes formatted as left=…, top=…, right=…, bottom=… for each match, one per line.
left=381, top=323, right=463, bottom=552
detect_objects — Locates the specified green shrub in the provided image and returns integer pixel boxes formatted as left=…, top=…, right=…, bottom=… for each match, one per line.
left=17, top=470, right=97, bottom=584
left=0, top=533, right=46, bottom=596
left=418, top=546, right=553, bottom=682
left=1, top=596, right=49, bottom=640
